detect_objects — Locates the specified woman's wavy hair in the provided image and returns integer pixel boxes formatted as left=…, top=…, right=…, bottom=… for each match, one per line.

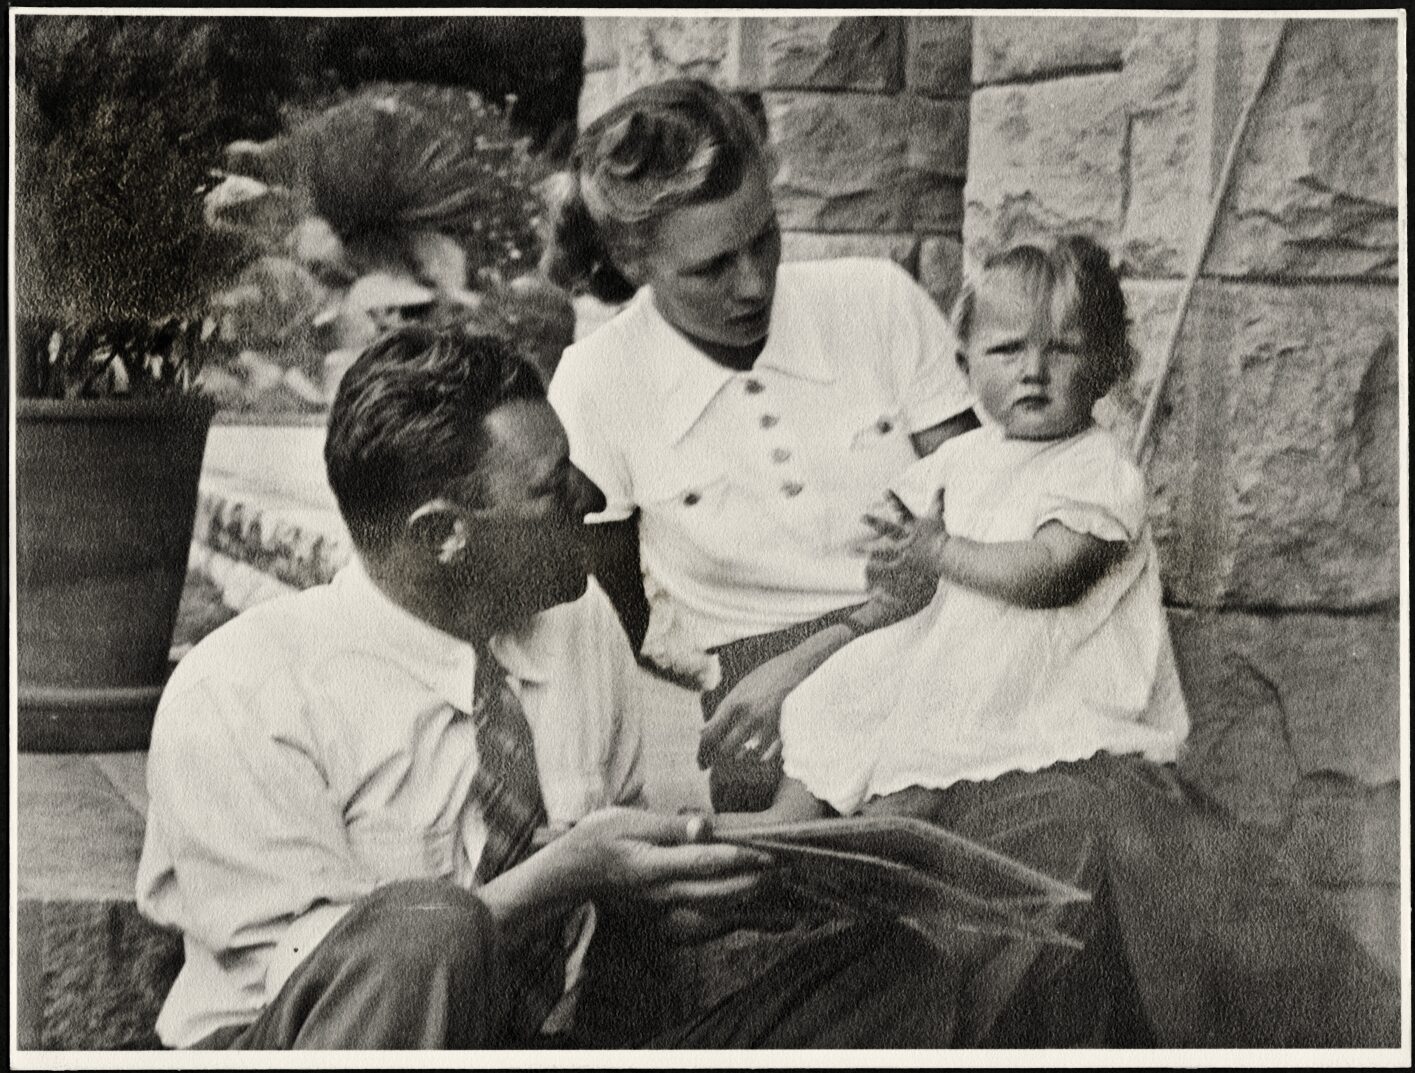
left=951, top=235, right=1136, bottom=400
left=540, top=79, right=770, bottom=303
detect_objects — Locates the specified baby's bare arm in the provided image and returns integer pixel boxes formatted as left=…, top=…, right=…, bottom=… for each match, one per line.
left=934, top=521, right=1126, bottom=609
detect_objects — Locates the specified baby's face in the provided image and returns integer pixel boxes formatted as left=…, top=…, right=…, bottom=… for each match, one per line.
left=964, top=276, right=1097, bottom=441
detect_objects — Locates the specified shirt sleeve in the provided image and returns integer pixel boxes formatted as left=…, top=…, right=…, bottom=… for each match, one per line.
left=591, top=588, right=648, bottom=808
left=547, top=349, right=636, bottom=524
left=889, top=434, right=962, bottom=518
left=1034, top=432, right=1147, bottom=543
left=138, top=675, right=375, bottom=999
left=876, top=259, right=974, bottom=433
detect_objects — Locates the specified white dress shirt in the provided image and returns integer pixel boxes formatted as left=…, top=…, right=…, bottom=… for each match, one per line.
left=136, top=561, right=644, bottom=1047
left=549, top=258, right=974, bottom=653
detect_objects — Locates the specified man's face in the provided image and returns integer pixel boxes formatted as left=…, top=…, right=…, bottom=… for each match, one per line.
left=632, top=165, right=782, bottom=350
left=451, top=399, right=606, bottom=618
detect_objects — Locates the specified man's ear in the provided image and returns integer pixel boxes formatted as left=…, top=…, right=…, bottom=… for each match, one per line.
left=406, top=499, right=472, bottom=565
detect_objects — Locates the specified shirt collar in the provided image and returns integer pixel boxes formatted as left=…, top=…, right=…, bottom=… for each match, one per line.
left=637, top=272, right=838, bottom=444
left=488, top=618, right=554, bottom=686
left=332, top=558, right=485, bottom=712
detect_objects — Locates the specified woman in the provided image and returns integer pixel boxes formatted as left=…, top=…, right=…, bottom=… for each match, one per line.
left=543, top=79, right=976, bottom=812
left=544, top=81, right=1398, bottom=1048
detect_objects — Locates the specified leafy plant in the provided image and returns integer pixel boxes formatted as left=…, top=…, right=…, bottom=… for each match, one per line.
left=259, top=82, right=550, bottom=288
left=14, top=17, right=260, bottom=398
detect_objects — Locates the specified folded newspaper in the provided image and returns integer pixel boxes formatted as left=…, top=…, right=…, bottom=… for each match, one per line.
left=538, top=814, right=1089, bottom=950
left=716, top=815, right=1089, bottom=949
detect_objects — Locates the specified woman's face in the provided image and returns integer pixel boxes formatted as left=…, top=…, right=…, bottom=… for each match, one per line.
left=630, top=166, right=782, bottom=349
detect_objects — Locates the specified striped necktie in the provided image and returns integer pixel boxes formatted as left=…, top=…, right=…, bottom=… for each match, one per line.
left=468, top=642, right=567, bottom=1038
left=469, top=643, right=547, bottom=883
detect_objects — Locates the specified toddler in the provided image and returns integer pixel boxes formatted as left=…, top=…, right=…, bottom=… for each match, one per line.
left=777, top=236, right=1188, bottom=818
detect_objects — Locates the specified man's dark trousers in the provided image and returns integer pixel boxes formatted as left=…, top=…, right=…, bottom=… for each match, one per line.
left=194, top=878, right=963, bottom=1049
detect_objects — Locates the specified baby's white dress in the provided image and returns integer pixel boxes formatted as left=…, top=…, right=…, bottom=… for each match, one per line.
left=780, top=423, right=1189, bottom=816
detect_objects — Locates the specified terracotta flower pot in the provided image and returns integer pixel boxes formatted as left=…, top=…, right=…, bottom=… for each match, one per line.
left=16, top=396, right=218, bottom=751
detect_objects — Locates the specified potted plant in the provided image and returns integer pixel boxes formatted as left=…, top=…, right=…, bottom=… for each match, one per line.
left=14, top=16, right=259, bottom=750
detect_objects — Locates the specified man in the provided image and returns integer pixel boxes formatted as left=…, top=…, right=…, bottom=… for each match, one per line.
left=136, top=326, right=961, bottom=1050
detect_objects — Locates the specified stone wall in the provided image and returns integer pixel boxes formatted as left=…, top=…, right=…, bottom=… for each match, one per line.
left=580, top=14, right=1403, bottom=898
left=581, top=15, right=972, bottom=311
left=966, top=16, right=1402, bottom=890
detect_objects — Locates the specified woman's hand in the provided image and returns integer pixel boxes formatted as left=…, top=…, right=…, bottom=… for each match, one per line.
left=698, top=646, right=817, bottom=769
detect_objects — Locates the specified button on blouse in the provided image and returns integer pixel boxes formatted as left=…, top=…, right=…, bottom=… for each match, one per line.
left=549, top=258, right=974, bottom=650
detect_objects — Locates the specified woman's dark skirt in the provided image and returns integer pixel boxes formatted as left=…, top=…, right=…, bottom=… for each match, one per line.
left=699, top=604, right=862, bottom=812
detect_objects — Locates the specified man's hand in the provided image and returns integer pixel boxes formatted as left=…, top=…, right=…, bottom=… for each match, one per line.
left=553, top=807, right=771, bottom=905
left=481, top=808, right=772, bottom=946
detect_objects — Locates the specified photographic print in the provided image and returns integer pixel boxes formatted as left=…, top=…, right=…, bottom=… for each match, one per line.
left=9, top=8, right=1408, bottom=1066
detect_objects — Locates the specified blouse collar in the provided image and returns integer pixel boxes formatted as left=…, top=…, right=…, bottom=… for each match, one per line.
left=635, top=270, right=839, bottom=444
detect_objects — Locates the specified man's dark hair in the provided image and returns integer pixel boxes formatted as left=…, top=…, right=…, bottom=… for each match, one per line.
left=325, top=326, right=546, bottom=553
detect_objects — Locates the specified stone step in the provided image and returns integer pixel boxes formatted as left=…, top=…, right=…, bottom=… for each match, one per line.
left=15, top=748, right=1402, bottom=1051
left=16, top=753, right=180, bottom=1050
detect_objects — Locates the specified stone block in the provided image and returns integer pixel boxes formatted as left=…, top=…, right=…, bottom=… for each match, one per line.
left=1170, top=609, right=1400, bottom=836
left=963, top=75, right=1128, bottom=262
left=973, top=15, right=1138, bottom=85
left=907, top=94, right=970, bottom=184
left=781, top=232, right=920, bottom=273
left=90, top=751, right=150, bottom=817
left=1100, top=282, right=1193, bottom=571
left=582, top=15, right=619, bottom=71
left=1208, top=19, right=1399, bottom=281
left=578, top=67, right=621, bottom=128
left=746, top=17, right=902, bottom=92
left=767, top=92, right=906, bottom=231
left=910, top=182, right=967, bottom=238
left=1171, top=611, right=1301, bottom=828
left=906, top=16, right=972, bottom=97
left=17, top=900, right=43, bottom=1049
left=770, top=93, right=966, bottom=233
left=21, top=898, right=182, bottom=1050
left=917, top=236, right=964, bottom=318
left=615, top=17, right=735, bottom=96
left=1149, top=281, right=1398, bottom=609
left=1119, top=20, right=1210, bottom=278
left=18, top=754, right=146, bottom=901
left=1211, top=283, right=1398, bottom=608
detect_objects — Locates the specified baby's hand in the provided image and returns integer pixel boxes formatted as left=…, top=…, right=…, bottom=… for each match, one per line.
left=860, top=490, right=948, bottom=606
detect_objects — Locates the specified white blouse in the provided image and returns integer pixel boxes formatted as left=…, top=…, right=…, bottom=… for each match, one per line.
left=781, top=424, right=1189, bottom=815
left=548, top=258, right=973, bottom=653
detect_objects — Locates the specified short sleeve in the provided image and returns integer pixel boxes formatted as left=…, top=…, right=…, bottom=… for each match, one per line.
left=876, top=260, right=974, bottom=433
left=547, top=349, right=635, bottom=523
left=889, top=433, right=966, bottom=518
left=1034, top=431, right=1147, bottom=543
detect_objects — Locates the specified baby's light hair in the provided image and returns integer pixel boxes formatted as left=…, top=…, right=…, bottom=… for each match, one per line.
left=952, top=236, right=1135, bottom=399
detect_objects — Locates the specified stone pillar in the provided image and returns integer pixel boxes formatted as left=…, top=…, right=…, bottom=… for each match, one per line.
left=579, top=15, right=972, bottom=312
left=966, top=15, right=1400, bottom=905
